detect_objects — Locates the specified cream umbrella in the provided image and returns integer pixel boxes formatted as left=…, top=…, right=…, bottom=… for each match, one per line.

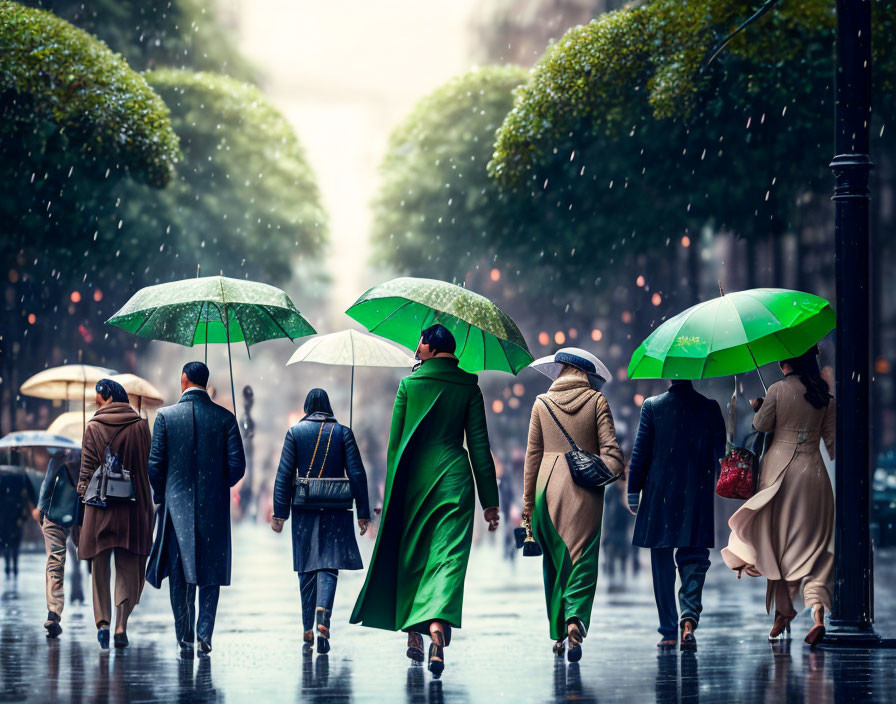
left=47, top=410, right=96, bottom=441
left=286, top=329, right=414, bottom=426
left=20, top=364, right=117, bottom=434
left=81, top=373, right=165, bottom=415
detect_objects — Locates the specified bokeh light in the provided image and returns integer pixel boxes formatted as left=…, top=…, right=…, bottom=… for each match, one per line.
left=70, top=291, right=81, bottom=303
left=591, top=328, right=603, bottom=341
left=651, top=293, right=662, bottom=306
left=636, top=275, right=645, bottom=287
left=634, top=393, right=645, bottom=407
left=554, top=331, right=566, bottom=345
left=681, top=235, right=691, bottom=247
left=489, top=268, right=501, bottom=282
left=538, top=331, right=550, bottom=346
left=491, top=399, right=504, bottom=414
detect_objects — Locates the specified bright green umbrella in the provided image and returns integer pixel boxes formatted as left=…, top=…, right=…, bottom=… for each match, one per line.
left=627, top=288, right=835, bottom=390
left=107, top=275, right=316, bottom=409
left=346, top=277, right=533, bottom=375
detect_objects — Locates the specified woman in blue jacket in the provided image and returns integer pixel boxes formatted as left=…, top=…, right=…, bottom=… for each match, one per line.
left=272, top=389, right=370, bottom=654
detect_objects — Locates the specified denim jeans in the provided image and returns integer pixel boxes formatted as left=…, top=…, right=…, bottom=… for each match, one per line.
left=650, top=547, right=711, bottom=641
left=299, top=569, right=337, bottom=632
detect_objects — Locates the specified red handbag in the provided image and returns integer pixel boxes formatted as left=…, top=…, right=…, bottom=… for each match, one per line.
left=716, top=434, right=762, bottom=499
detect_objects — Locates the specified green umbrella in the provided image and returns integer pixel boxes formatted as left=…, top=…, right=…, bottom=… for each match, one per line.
left=346, top=277, right=533, bottom=375
left=107, top=275, right=316, bottom=410
left=627, top=288, right=835, bottom=391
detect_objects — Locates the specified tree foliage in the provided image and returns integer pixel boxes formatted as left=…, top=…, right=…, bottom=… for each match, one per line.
left=107, top=69, right=328, bottom=288
left=20, top=0, right=256, bottom=81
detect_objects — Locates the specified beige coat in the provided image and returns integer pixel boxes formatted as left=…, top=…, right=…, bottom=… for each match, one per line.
left=722, top=375, right=835, bottom=611
left=523, top=372, right=624, bottom=562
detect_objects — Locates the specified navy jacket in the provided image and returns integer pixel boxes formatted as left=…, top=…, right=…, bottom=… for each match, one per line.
left=146, top=389, right=246, bottom=588
left=628, top=382, right=726, bottom=549
left=273, top=412, right=370, bottom=573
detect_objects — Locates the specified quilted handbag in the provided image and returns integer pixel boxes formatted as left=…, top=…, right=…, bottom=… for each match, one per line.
left=540, top=398, right=620, bottom=490
left=83, top=425, right=136, bottom=508
left=292, top=422, right=353, bottom=510
left=716, top=431, right=766, bottom=499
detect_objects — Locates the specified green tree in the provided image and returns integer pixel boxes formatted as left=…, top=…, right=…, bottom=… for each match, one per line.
left=21, top=0, right=256, bottom=80
left=107, top=69, right=328, bottom=289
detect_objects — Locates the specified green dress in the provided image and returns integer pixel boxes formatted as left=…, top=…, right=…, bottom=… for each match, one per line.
left=350, top=357, right=498, bottom=632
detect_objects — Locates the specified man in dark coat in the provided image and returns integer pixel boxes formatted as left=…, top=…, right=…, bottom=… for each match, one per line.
left=146, top=361, right=246, bottom=657
left=627, top=379, right=725, bottom=650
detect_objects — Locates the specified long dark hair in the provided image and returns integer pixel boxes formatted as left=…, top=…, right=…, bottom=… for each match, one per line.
left=304, top=388, right=334, bottom=416
left=96, top=378, right=129, bottom=404
left=781, top=346, right=831, bottom=409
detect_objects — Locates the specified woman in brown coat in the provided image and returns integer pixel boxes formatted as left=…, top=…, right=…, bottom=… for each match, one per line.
left=523, top=349, right=624, bottom=662
left=722, top=346, right=835, bottom=646
left=77, top=378, right=153, bottom=649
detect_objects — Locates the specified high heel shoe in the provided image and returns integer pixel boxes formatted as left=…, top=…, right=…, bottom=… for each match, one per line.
left=769, top=611, right=794, bottom=640
left=428, top=626, right=446, bottom=678
left=407, top=632, right=424, bottom=663
left=805, top=606, right=826, bottom=648
left=566, top=619, right=585, bottom=663
left=552, top=639, right=566, bottom=657
left=97, top=627, right=110, bottom=650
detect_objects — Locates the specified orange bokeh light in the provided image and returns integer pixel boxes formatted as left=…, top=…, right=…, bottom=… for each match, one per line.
left=651, top=293, right=662, bottom=306
left=591, top=328, right=603, bottom=341
left=636, top=275, right=645, bottom=287
left=93, top=289, right=103, bottom=302
left=491, top=400, right=504, bottom=414
left=538, top=332, right=550, bottom=346
left=554, top=331, right=566, bottom=345
left=681, top=235, right=691, bottom=247
left=875, top=357, right=891, bottom=375
left=621, top=311, right=632, bottom=324
left=27, top=313, right=36, bottom=324
left=70, top=291, right=81, bottom=303
left=634, top=393, right=645, bottom=407
left=490, top=268, right=501, bottom=282
left=512, top=383, right=525, bottom=397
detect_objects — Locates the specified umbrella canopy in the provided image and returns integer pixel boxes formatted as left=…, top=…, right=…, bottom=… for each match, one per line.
left=530, top=347, right=613, bottom=389
left=346, top=277, right=533, bottom=375
left=286, top=329, right=414, bottom=369
left=47, top=411, right=96, bottom=440
left=106, top=275, right=316, bottom=412
left=287, top=329, right=415, bottom=427
left=0, top=431, right=80, bottom=450
left=106, top=275, right=315, bottom=349
left=627, top=288, right=835, bottom=385
left=20, top=364, right=117, bottom=401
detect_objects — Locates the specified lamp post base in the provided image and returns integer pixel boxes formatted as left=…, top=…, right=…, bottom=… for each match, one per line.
left=820, top=622, right=882, bottom=649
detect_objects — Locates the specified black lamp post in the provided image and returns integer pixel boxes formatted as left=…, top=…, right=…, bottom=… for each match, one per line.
left=826, top=0, right=879, bottom=646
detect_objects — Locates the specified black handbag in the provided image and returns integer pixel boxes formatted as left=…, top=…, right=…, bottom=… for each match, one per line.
left=292, top=422, right=353, bottom=510
left=45, top=462, right=82, bottom=528
left=83, top=424, right=136, bottom=508
left=541, top=398, right=621, bottom=490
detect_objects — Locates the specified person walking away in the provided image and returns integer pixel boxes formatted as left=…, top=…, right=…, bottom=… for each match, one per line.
left=35, top=447, right=83, bottom=638
left=523, top=348, right=623, bottom=662
left=0, top=466, right=37, bottom=578
left=146, top=362, right=246, bottom=658
left=271, top=388, right=370, bottom=654
left=77, top=378, right=153, bottom=649
left=351, top=324, right=500, bottom=677
left=722, top=346, right=835, bottom=647
left=627, top=379, right=726, bottom=651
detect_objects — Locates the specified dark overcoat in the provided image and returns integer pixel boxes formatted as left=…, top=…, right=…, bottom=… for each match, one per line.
left=272, top=411, right=370, bottom=573
left=146, top=389, right=246, bottom=588
left=627, top=381, right=726, bottom=549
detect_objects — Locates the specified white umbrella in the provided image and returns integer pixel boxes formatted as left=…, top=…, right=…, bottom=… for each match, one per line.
left=529, top=347, right=612, bottom=390
left=20, top=363, right=117, bottom=434
left=81, top=373, right=165, bottom=414
left=47, top=410, right=96, bottom=440
left=286, top=329, right=414, bottom=426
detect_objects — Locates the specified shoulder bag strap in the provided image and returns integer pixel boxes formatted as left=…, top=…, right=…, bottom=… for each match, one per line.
left=540, top=398, right=580, bottom=451
left=103, top=422, right=133, bottom=456
left=315, top=423, right=336, bottom=479
left=297, top=423, right=326, bottom=484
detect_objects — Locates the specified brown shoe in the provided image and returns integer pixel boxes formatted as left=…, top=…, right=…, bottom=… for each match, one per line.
left=406, top=632, right=424, bottom=662
left=680, top=620, right=697, bottom=651
left=805, top=606, right=826, bottom=648
left=769, top=611, right=794, bottom=640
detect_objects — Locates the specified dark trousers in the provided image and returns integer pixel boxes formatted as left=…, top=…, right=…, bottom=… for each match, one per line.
left=168, top=538, right=220, bottom=647
left=299, top=569, right=337, bottom=632
left=650, top=547, right=710, bottom=641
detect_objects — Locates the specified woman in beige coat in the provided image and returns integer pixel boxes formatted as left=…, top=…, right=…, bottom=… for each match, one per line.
left=722, top=346, right=835, bottom=646
left=523, top=349, right=623, bottom=662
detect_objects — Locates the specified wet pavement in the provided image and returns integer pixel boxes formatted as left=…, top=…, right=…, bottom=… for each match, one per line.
left=3, top=524, right=896, bottom=702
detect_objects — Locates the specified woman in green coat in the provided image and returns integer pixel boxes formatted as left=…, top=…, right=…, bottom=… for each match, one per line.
left=351, top=324, right=500, bottom=677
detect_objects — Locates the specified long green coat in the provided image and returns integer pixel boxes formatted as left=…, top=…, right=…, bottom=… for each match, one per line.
left=350, top=356, right=498, bottom=632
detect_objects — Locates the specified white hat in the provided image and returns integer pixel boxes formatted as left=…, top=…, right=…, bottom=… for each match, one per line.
left=529, top=347, right=612, bottom=389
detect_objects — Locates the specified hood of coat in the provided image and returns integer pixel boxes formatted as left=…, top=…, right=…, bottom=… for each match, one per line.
left=90, top=402, right=142, bottom=427
left=545, top=374, right=596, bottom=414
